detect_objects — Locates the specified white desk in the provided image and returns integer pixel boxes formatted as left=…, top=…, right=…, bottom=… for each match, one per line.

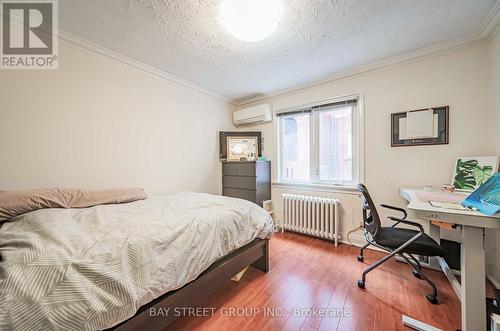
left=400, top=188, right=500, bottom=331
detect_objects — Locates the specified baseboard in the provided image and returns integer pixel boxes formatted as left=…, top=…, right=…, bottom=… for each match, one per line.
left=338, top=232, right=386, bottom=253
left=338, top=232, right=366, bottom=247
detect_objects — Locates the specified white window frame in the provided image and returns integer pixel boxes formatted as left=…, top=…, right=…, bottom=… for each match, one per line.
left=274, top=94, right=365, bottom=190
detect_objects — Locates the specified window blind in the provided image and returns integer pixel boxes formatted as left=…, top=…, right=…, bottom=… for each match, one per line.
left=312, top=99, right=357, bottom=111
left=276, top=108, right=312, bottom=117
left=276, top=98, right=357, bottom=117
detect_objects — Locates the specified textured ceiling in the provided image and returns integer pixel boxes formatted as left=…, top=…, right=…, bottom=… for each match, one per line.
left=59, top=0, right=498, bottom=102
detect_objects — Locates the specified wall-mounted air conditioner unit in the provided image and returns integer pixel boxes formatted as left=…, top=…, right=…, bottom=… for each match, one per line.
left=233, top=103, right=272, bottom=127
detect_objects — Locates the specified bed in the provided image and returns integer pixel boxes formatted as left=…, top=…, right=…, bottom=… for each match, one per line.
left=0, top=191, right=274, bottom=331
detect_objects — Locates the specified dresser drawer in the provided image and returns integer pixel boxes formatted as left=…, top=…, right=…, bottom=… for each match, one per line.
left=223, top=176, right=256, bottom=190
left=223, top=188, right=256, bottom=203
left=222, top=162, right=256, bottom=176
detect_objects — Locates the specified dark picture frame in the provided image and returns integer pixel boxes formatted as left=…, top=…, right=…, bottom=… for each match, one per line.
left=391, top=106, right=449, bottom=147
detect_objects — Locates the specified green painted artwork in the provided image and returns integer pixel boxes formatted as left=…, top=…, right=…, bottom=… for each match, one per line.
left=453, top=157, right=497, bottom=191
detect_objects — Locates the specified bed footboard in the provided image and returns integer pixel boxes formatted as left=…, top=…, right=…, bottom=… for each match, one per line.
left=251, top=238, right=270, bottom=272
left=111, top=238, right=270, bottom=331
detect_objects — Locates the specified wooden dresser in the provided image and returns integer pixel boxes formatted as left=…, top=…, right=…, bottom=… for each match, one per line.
left=222, top=160, right=271, bottom=207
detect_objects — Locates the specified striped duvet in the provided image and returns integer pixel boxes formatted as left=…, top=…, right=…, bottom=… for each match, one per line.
left=0, top=192, right=274, bottom=330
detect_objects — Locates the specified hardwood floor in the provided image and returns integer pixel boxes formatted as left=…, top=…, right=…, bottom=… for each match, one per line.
left=165, top=232, right=470, bottom=331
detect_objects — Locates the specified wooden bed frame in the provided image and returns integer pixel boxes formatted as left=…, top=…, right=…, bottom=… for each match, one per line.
left=110, top=238, right=270, bottom=331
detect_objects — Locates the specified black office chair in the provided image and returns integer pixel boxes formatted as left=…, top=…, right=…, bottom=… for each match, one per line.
left=356, top=184, right=446, bottom=304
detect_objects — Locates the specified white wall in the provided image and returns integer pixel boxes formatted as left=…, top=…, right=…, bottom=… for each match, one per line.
left=485, top=30, right=500, bottom=287
left=490, top=31, right=500, bottom=156
left=241, top=42, right=496, bottom=247
left=0, top=40, right=235, bottom=194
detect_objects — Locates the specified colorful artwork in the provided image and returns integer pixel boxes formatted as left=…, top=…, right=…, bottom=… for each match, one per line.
left=227, top=137, right=258, bottom=161
left=462, top=172, right=500, bottom=215
left=452, top=157, right=499, bottom=191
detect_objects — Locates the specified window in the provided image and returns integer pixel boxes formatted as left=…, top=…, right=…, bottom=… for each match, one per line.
left=282, top=113, right=310, bottom=181
left=277, top=97, right=361, bottom=187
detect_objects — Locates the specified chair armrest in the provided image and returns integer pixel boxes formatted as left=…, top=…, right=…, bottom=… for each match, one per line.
left=388, top=219, right=401, bottom=228
left=388, top=216, right=424, bottom=233
left=380, top=204, right=407, bottom=219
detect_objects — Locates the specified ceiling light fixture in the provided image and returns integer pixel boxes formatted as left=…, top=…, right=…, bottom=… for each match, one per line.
left=219, top=0, right=282, bottom=42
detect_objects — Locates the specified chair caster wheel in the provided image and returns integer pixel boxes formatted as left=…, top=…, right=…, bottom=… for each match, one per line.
left=357, top=255, right=364, bottom=262
left=426, top=295, right=438, bottom=304
left=357, top=280, right=365, bottom=289
left=412, top=270, right=422, bottom=279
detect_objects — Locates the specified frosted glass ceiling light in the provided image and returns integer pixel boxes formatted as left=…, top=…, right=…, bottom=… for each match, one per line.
left=220, top=0, right=282, bottom=42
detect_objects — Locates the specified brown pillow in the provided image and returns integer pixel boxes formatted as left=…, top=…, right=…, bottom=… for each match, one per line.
left=0, top=188, right=147, bottom=221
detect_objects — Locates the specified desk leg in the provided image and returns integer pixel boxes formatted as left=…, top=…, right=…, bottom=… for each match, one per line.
left=461, top=225, right=486, bottom=331
left=428, top=222, right=441, bottom=270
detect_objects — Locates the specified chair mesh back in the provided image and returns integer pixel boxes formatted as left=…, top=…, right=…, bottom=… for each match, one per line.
left=357, top=184, right=381, bottom=237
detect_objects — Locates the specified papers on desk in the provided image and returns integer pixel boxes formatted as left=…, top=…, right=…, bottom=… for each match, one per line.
left=429, top=201, right=471, bottom=211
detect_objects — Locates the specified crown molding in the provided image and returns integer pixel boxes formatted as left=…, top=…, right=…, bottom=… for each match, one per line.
left=478, top=0, right=500, bottom=41
left=54, top=1, right=500, bottom=108
left=491, top=22, right=500, bottom=40
left=236, top=1, right=500, bottom=107
left=57, top=30, right=235, bottom=105
left=235, top=35, right=486, bottom=106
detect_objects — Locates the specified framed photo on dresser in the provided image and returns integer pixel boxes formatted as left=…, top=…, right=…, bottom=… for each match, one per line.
left=219, top=131, right=262, bottom=160
left=227, top=137, right=258, bottom=161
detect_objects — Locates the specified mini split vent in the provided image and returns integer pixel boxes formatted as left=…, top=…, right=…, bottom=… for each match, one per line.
left=233, top=104, right=272, bottom=127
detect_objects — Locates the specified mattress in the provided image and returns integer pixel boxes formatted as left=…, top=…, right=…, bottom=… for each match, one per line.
left=0, top=192, right=274, bottom=331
